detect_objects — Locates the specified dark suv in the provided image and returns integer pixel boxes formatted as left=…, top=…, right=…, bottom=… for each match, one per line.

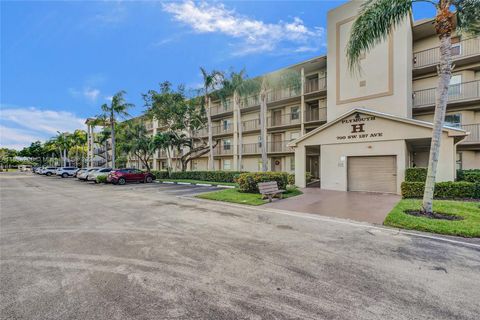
left=107, top=168, right=155, bottom=185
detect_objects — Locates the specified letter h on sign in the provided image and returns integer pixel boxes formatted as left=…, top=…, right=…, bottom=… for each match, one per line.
left=351, top=123, right=365, bottom=133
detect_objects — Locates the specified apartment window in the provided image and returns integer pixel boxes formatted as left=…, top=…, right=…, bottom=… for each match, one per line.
left=223, top=159, right=231, bottom=170
left=445, top=114, right=461, bottom=128
left=192, top=160, right=198, bottom=170
left=290, top=131, right=300, bottom=141
left=291, top=107, right=300, bottom=120
left=451, top=37, right=461, bottom=56
left=290, top=156, right=295, bottom=171
left=223, top=139, right=231, bottom=150
left=449, top=74, right=462, bottom=96
left=161, top=161, right=167, bottom=170
left=456, top=152, right=463, bottom=170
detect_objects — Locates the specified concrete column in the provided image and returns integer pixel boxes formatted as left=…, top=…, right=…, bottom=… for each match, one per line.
left=294, top=145, right=306, bottom=188
left=300, top=67, right=305, bottom=135
left=232, top=99, right=239, bottom=170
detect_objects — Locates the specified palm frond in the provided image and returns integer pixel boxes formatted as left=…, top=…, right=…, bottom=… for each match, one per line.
left=454, top=0, right=480, bottom=35
left=347, top=0, right=412, bottom=72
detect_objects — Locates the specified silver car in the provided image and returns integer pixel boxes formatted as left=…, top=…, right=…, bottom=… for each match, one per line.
left=87, top=168, right=112, bottom=182
left=77, top=168, right=100, bottom=181
left=56, top=167, right=79, bottom=178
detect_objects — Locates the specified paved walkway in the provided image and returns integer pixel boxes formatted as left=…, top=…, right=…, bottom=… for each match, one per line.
left=264, top=188, right=401, bottom=224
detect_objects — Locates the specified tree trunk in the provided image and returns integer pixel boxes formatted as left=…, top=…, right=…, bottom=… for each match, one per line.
left=422, top=33, right=452, bottom=213
left=104, top=141, right=108, bottom=168
left=207, top=97, right=215, bottom=171
left=235, top=92, right=243, bottom=171
left=110, top=115, right=116, bottom=169
left=260, top=89, right=268, bottom=172
left=63, top=149, right=67, bottom=167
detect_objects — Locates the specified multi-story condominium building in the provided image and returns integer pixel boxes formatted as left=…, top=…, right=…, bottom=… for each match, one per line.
left=130, top=0, right=479, bottom=194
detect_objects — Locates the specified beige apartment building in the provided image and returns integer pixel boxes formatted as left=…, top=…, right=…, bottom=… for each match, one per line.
left=133, top=0, right=479, bottom=194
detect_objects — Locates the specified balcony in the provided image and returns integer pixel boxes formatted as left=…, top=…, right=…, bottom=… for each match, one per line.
left=305, top=77, right=327, bottom=94
left=304, top=107, right=327, bottom=123
left=241, top=94, right=261, bottom=109
left=268, top=113, right=301, bottom=128
left=461, top=124, right=480, bottom=144
left=267, top=141, right=294, bottom=153
left=242, top=143, right=261, bottom=155
left=242, top=119, right=260, bottom=132
left=213, top=123, right=233, bottom=135
left=267, top=86, right=300, bottom=104
left=413, top=80, right=480, bottom=108
left=196, top=127, right=209, bottom=137
left=210, top=99, right=233, bottom=116
left=213, top=145, right=233, bottom=156
left=145, top=122, right=154, bottom=131
left=413, top=37, right=480, bottom=70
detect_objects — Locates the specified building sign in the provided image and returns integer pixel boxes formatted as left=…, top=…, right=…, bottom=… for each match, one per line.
left=336, top=113, right=384, bottom=141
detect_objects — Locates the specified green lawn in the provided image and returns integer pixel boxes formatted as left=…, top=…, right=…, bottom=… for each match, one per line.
left=196, top=187, right=303, bottom=206
left=384, top=199, right=480, bottom=238
left=159, top=179, right=237, bottom=186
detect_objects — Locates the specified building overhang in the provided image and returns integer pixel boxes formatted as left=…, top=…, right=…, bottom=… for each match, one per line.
left=288, top=108, right=468, bottom=148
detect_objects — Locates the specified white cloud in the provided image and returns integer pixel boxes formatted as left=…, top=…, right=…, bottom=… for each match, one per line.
left=163, top=1, right=325, bottom=55
left=69, top=87, right=101, bottom=102
left=0, top=106, right=86, bottom=149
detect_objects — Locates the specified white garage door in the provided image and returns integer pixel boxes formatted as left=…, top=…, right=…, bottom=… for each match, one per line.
left=347, top=156, right=397, bottom=193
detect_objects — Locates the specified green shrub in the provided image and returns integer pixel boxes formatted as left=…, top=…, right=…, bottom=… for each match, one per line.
left=401, top=181, right=480, bottom=199
left=405, top=167, right=427, bottom=182
left=96, top=175, right=108, bottom=184
left=457, top=169, right=480, bottom=183
left=287, top=173, right=295, bottom=185
left=237, top=172, right=288, bottom=193
left=305, top=172, right=313, bottom=183
left=152, top=170, right=244, bottom=183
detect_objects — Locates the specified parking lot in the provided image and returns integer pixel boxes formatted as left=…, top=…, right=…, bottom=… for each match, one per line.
left=1, top=172, right=480, bottom=320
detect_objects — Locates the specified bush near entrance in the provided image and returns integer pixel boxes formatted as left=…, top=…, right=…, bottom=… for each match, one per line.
left=96, top=175, right=108, bottom=184
left=237, top=172, right=288, bottom=193
left=152, top=170, right=244, bottom=183
left=457, top=169, right=480, bottom=183
left=401, top=181, right=480, bottom=199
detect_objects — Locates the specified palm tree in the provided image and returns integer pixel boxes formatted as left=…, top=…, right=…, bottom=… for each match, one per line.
left=71, top=129, right=87, bottom=167
left=100, top=90, right=134, bottom=169
left=95, top=128, right=111, bottom=167
left=200, top=67, right=223, bottom=171
left=257, top=70, right=301, bottom=171
left=220, top=70, right=257, bottom=170
left=55, top=131, right=72, bottom=167
left=346, top=0, right=479, bottom=213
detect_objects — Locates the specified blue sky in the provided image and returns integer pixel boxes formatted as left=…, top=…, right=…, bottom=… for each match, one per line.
left=1, top=0, right=436, bottom=149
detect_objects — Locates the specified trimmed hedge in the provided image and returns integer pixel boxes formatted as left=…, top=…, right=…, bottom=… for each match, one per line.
left=457, top=169, right=480, bottom=183
left=401, top=181, right=480, bottom=199
left=237, top=172, right=288, bottom=193
left=405, top=167, right=428, bottom=182
left=287, top=174, right=295, bottom=186
left=151, top=170, right=244, bottom=183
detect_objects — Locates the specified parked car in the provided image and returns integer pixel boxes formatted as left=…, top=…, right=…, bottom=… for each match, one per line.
left=42, top=167, right=58, bottom=176
left=77, top=168, right=101, bottom=181
left=87, top=168, right=112, bottom=182
left=56, top=167, right=79, bottom=178
left=107, top=168, right=155, bottom=185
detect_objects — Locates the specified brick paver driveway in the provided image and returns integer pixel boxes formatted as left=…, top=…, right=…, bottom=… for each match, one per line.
left=1, top=172, right=479, bottom=320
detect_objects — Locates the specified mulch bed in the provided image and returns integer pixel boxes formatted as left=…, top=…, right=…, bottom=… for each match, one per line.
left=405, top=210, right=464, bottom=221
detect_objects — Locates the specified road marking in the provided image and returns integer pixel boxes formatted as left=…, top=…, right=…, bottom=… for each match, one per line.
left=181, top=196, right=480, bottom=249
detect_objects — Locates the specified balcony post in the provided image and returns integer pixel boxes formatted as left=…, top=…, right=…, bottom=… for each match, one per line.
left=300, top=67, right=305, bottom=135
left=233, top=94, right=239, bottom=171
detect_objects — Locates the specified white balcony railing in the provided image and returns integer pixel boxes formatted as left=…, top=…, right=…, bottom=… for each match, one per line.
left=413, top=80, right=480, bottom=108
left=268, top=113, right=301, bottom=127
left=305, top=77, right=327, bottom=94
left=461, top=124, right=480, bottom=143
left=413, top=37, right=480, bottom=69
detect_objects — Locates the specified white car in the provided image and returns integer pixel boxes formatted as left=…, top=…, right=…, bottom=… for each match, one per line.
left=43, top=167, right=58, bottom=176
left=56, top=167, right=79, bottom=178
left=87, top=168, right=112, bottom=182
left=77, top=168, right=101, bottom=181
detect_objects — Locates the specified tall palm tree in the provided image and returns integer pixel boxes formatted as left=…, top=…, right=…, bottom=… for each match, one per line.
left=346, top=0, right=479, bottom=213
left=71, top=129, right=87, bottom=167
left=257, top=70, right=301, bottom=171
left=55, top=131, right=72, bottom=167
left=200, top=67, right=223, bottom=171
left=100, top=90, right=134, bottom=169
left=220, top=70, right=258, bottom=170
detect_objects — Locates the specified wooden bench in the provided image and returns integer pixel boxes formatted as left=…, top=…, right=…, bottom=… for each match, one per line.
left=258, top=181, right=286, bottom=202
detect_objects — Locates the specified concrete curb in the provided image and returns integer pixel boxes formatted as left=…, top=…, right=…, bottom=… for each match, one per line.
left=179, top=195, right=480, bottom=249
left=156, top=180, right=235, bottom=189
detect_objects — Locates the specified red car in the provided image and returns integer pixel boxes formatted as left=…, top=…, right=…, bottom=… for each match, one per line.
left=107, top=168, right=155, bottom=185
